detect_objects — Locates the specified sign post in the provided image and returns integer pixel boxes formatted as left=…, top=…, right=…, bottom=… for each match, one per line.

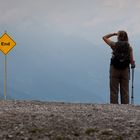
left=0, top=32, right=16, bottom=100
left=4, top=55, right=7, bottom=100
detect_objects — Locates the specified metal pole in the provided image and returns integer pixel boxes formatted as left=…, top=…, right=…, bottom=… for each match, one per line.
left=131, top=68, right=134, bottom=104
left=4, top=55, right=7, bottom=100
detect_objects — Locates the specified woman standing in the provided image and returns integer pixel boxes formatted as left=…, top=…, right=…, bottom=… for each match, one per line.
left=103, top=31, right=135, bottom=104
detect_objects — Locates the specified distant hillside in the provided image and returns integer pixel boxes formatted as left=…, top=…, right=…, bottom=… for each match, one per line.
left=0, top=100, right=140, bottom=140
left=0, top=29, right=111, bottom=103
left=0, top=29, right=139, bottom=104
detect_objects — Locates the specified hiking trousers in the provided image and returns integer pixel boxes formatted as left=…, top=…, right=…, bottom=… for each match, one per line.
left=109, top=66, right=130, bottom=104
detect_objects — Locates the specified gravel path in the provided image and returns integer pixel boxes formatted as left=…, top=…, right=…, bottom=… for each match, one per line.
left=0, top=100, right=140, bottom=140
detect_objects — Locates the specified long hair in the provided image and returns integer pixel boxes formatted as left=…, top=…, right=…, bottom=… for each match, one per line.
left=117, top=30, right=128, bottom=42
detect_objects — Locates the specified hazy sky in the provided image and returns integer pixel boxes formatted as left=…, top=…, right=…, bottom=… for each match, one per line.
left=0, top=0, right=140, bottom=103
left=1, top=0, right=140, bottom=44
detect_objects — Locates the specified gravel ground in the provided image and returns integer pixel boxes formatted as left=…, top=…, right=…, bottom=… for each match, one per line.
left=0, top=100, right=140, bottom=140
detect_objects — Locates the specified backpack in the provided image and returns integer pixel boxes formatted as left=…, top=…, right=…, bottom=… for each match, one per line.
left=111, top=41, right=130, bottom=69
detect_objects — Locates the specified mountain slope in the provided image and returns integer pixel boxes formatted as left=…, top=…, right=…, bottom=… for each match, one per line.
left=0, top=29, right=111, bottom=103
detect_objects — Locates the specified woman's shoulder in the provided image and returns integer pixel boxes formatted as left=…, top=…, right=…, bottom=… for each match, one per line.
left=108, top=41, right=116, bottom=50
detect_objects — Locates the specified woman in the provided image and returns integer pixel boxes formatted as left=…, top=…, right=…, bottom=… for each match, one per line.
left=102, top=31, right=135, bottom=104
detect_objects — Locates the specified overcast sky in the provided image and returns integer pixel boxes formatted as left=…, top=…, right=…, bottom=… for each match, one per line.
left=1, top=0, right=140, bottom=102
left=0, top=0, right=140, bottom=45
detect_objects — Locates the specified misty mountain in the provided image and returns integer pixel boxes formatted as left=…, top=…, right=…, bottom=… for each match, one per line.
left=1, top=29, right=138, bottom=104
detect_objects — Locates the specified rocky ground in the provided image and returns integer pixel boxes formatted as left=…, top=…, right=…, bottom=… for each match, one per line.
left=0, top=100, right=140, bottom=140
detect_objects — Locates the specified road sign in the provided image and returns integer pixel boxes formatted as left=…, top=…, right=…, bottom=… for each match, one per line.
left=0, top=32, right=16, bottom=100
left=0, top=32, right=16, bottom=55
